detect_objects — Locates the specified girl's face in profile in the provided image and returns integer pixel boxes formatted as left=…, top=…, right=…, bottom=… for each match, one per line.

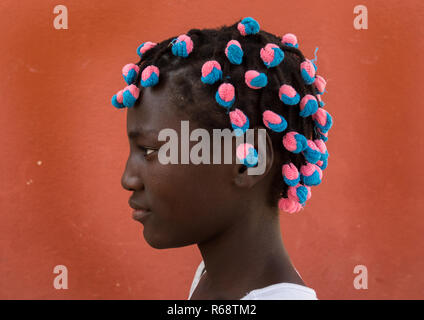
left=121, top=76, right=251, bottom=249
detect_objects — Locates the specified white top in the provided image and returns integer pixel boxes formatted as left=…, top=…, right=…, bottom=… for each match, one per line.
left=188, top=260, right=318, bottom=300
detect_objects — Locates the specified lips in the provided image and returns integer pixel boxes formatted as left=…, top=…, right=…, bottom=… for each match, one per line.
left=129, top=198, right=150, bottom=211
left=132, top=208, right=152, bottom=222
left=129, top=198, right=152, bottom=223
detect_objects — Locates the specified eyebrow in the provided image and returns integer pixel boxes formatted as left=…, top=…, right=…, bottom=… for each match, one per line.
left=127, top=128, right=157, bottom=139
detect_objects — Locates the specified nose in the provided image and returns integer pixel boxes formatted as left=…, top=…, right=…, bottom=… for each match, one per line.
left=121, top=158, right=144, bottom=191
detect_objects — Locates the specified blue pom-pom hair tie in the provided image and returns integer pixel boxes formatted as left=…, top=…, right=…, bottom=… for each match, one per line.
left=287, top=183, right=311, bottom=206
left=300, top=59, right=316, bottom=85
left=299, top=94, right=319, bottom=117
left=215, top=82, right=235, bottom=112
left=136, top=41, right=157, bottom=58
left=236, top=143, right=258, bottom=167
left=282, top=163, right=301, bottom=187
left=201, top=60, right=223, bottom=85
left=302, top=140, right=322, bottom=164
left=300, top=162, right=323, bottom=186
left=237, top=17, right=260, bottom=36
left=171, top=34, right=194, bottom=58
left=281, top=33, right=298, bottom=48
left=314, top=139, right=329, bottom=170
left=122, top=84, right=140, bottom=108
left=300, top=47, right=319, bottom=85
left=314, top=75, right=327, bottom=95
left=282, top=131, right=308, bottom=154
left=225, top=40, right=243, bottom=65
left=317, top=127, right=329, bottom=142
left=140, top=65, right=160, bottom=88
left=312, top=107, right=333, bottom=134
left=111, top=89, right=125, bottom=109
left=245, top=70, right=268, bottom=89
left=122, top=63, right=140, bottom=85
left=260, top=43, right=284, bottom=68
left=112, top=85, right=139, bottom=109
left=229, top=108, right=250, bottom=136
left=262, top=110, right=287, bottom=133
left=279, top=84, right=300, bottom=105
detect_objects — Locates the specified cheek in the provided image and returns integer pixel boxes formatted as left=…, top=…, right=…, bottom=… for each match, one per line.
left=143, top=162, right=237, bottom=244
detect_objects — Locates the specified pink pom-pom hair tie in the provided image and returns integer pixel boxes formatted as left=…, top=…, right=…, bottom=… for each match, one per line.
left=287, top=183, right=311, bottom=206
left=111, top=89, right=125, bottom=109
left=215, top=82, right=235, bottom=111
left=225, top=40, right=243, bottom=65
left=314, top=75, right=326, bottom=95
left=229, top=108, right=249, bottom=136
left=279, top=84, right=300, bottom=105
left=312, top=107, right=333, bottom=133
left=300, top=162, right=323, bottom=186
left=236, top=143, right=258, bottom=167
left=140, top=65, right=160, bottom=87
left=201, top=60, right=223, bottom=85
left=262, top=110, right=287, bottom=133
left=245, top=70, right=268, bottom=89
left=281, top=33, right=298, bottom=48
left=314, top=139, right=329, bottom=161
left=278, top=197, right=303, bottom=214
left=122, top=63, right=140, bottom=85
left=237, top=17, right=260, bottom=36
left=300, top=59, right=316, bottom=85
left=302, top=139, right=322, bottom=164
left=171, top=34, right=194, bottom=58
left=314, top=139, right=329, bottom=170
left=122, top=84, right=140, bottom=108
left=136, top=41, right=157, bottom=58
left=282, top=131, right=308, bottom=154
left=260, top=43, right=284, bottom=68
left=299, top=94, right=319, bottom=118
left=317, top=127, right=329, bottom=142
left=282, top=163, right=300, bottom=186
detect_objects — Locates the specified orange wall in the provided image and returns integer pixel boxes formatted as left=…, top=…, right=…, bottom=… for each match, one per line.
left=1, top=0, right=423, bottom=299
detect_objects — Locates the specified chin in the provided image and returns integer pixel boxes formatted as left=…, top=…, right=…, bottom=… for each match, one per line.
left=143, top=228, right=194, bottom=249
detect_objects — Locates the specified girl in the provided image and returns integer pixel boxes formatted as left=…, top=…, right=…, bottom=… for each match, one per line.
left=116, top=17, right=332, bottom=300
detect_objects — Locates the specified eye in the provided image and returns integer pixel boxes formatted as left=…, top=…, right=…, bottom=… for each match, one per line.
left=138, top=145, right=156, bottom=156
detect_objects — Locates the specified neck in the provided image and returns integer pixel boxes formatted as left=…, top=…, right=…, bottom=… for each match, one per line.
left=196, top=205, right=304, bottom=297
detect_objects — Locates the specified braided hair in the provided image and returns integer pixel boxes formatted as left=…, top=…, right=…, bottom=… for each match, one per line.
left=112, top=17, right=333, bottom=214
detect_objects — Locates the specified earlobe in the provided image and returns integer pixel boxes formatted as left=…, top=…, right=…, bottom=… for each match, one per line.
left=233, top=173, right=245, bottom=187
left=233, top=163, right=248, bottom=187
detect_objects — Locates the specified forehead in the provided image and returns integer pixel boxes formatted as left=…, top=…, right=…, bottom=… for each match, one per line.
left=126, top=74, right=189, bottom=137
left=126, top=66, right=230, bottom=139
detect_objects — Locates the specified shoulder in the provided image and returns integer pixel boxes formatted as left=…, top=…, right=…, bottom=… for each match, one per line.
left=241, top=283, right=318, bottom=300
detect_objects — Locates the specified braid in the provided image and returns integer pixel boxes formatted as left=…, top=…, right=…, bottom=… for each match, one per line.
left=111, top=17, right=333, bottom=214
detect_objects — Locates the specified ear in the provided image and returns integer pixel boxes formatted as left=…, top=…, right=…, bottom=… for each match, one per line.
left=232, top=125, right=274, bottom=188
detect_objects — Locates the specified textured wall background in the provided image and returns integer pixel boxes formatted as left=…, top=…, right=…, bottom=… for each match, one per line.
left=1, top=0, right=423, bottom=299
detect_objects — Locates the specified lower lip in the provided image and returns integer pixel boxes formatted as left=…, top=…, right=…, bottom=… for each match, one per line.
left=132, top=209, right=152, bottom=223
